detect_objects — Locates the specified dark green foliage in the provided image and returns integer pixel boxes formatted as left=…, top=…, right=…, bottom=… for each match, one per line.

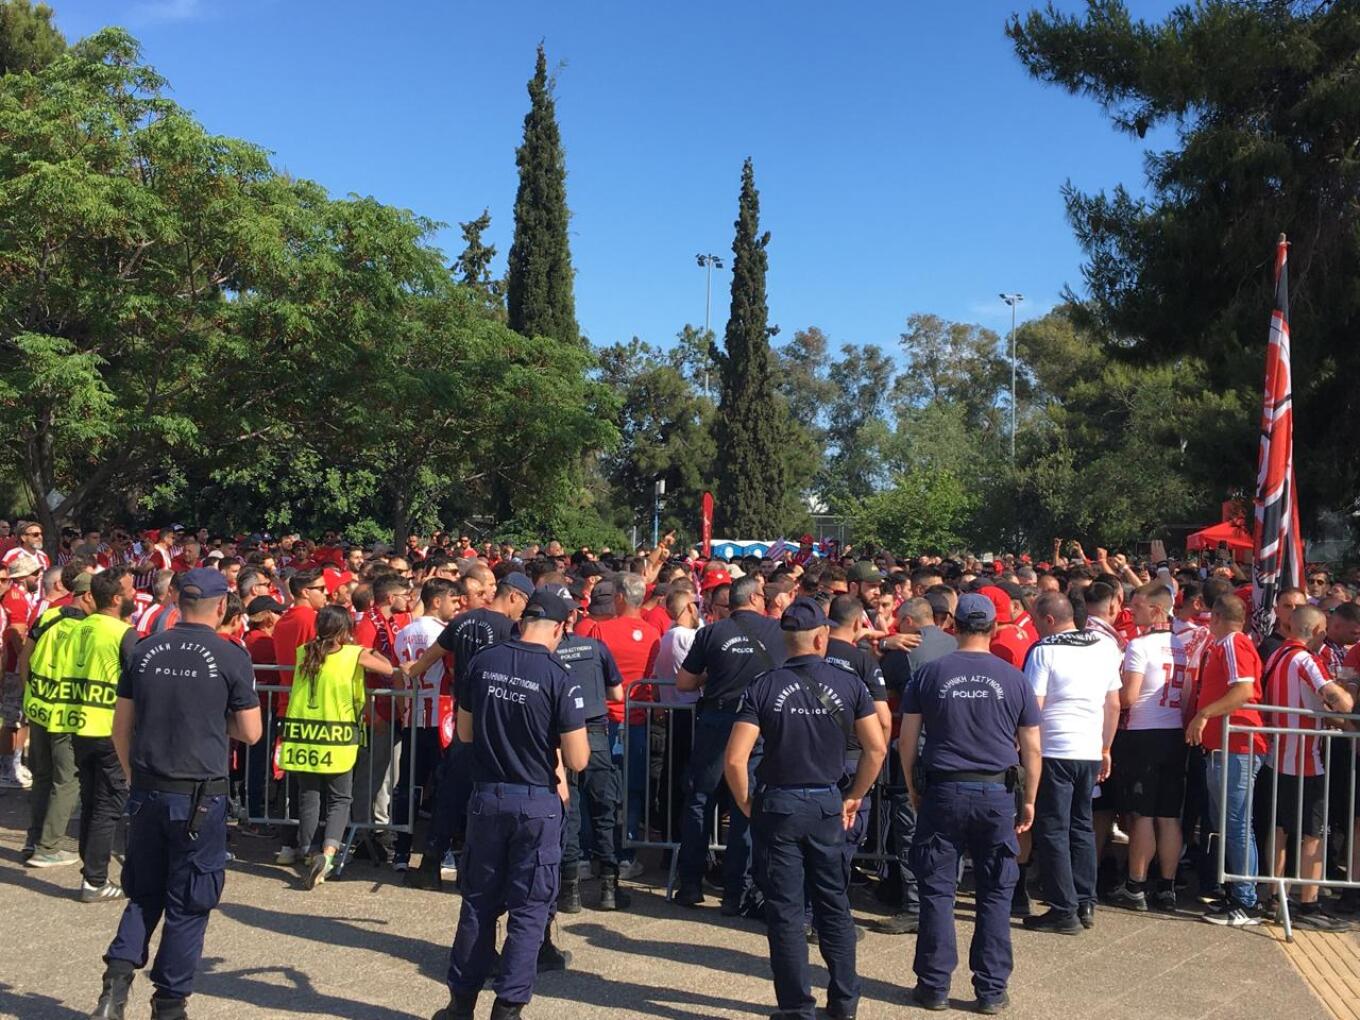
left=1008, top=0, right=1360, bottom=520
left=712, top=159, right=796, bottom=535
left=0, top=0, right=63, bottom=76
left=506, top=45, right=579, bottom=347
left=454, top=207, right=505, bottom=317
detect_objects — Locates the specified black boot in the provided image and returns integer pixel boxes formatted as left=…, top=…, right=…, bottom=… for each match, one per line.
left=431, top=991, right=478, bottom=1020
left=405, top=853, right=444, bottom=891
left=537, top=933, right=571, bottom=972
left=490, top=1000, right=525, bottom=1020
left=558, top=875, right=582, bottom=914
left=599, top=870, right=631, bottom=911
left=89, top=962, right=134, bottom=1019
left=149, top=994, right=189, bottom=1020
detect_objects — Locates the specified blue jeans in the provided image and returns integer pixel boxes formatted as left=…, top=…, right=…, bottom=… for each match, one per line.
left=1205, top=750, right=1262, bottom=908
left=911, top=782, right=1019, bottom=1001
left=608, top=720, right=647, bottom=862
left=1033, top=758, right=1098, bottom=917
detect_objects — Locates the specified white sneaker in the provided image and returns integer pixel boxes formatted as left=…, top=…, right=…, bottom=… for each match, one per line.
left=1110, top=823, right=1130, bottom=846
left=618, top=859, right=646, bottom=880
left=14, top=762, right=32, bottom=784
left=275, top=846, right=299, bottom=866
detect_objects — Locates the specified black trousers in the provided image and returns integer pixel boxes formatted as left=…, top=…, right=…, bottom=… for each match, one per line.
left=564, top=725, right=620, bottom=870
left=74, top=734, right=129, bottom=887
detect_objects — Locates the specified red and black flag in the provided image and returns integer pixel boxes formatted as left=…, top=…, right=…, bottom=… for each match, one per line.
left=1251, top=234, right=1306, bottom=640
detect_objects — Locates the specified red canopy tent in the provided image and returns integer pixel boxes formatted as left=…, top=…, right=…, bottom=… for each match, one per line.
left=1185, top=520, right=1254, bottom=554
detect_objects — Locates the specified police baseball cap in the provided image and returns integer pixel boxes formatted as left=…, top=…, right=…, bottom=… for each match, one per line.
left=522, top=588, right=571, bottom=624
left=246, top=595, right=286, bottom=615
left=955, top=593, right=997, bottom=628
left=780, top=596, right=830, bottom=632
left=180, top=568, right=230, bottom=599
left=540, top=582, right=576, bottom=613
left=502, top=571, right=535, bottom=598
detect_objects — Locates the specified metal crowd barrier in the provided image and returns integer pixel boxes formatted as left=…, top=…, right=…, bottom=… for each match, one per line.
left=1219, top=706, right=1360, bottom=942
left=623, top=679, right=893, bottom=900
left=240, top=668, right=415, bottom=878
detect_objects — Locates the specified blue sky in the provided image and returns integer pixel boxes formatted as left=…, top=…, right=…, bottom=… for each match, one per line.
left=52, top=0, right=1182, bottom=356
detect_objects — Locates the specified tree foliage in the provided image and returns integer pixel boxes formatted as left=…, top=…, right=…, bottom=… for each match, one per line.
left=0, top=30, right=614, bottom=544
left=0, top=0, right=64, bottom=76
left=506, top=44, right=578, bottom=348
left=1007, top=0, right=1360, bottom=520
left=712, top=159, right=800, bottom=535
left=847, top=469, right=975, bottom=555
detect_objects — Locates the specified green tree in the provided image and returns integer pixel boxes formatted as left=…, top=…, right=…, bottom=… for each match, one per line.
left=712, top=159, right=794, bottom=536
left=453, top=207, right=505, bottom=316
left=0, top=0, right=63, bottom=76
left=847, top=469, right=975, bottom=555
left=1007, top=0, right=1360, bottom=519
left=506, top=44, right=578, bottom=347
left=596, top=336, right=715, bottom=540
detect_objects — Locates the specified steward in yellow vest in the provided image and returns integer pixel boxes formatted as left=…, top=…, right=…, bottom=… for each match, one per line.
left=68, top=567, right=139, bottom=900
left=21, top=566, right=95, bottom=866
left=278, top=604, right=397, bottom=889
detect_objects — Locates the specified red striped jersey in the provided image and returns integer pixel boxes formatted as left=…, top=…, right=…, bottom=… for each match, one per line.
left=1264, top=641, right=1335, bottom=777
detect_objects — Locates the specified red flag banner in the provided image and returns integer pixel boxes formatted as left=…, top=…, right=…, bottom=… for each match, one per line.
left=701, top=491, right=714, bottom=559
left=1251, top=234, right=1306, bottom=640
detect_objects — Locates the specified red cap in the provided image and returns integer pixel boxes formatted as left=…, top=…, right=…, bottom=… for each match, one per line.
left=145, top=529, right=161, bottom=543
left=800, top=533, right=814, bottom=545
left=701, top=569, right=732, bottom=592
left=322, top=569, right=355, bottom=596
left=977, top=585, right=1013, bottom=625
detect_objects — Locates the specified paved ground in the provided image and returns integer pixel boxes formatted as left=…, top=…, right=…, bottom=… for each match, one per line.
left=0, top=791, right=1333, bottom=1020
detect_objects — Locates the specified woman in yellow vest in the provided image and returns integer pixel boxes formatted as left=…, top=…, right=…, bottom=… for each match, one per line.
left=279, top=604, right=397, bottom=889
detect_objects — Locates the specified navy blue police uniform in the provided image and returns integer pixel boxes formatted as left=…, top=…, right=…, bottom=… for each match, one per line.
left=738, top=600, right=875, bottom=1020
left=824, top=637, right=886, bottom=859
left=553, top=622, right=626, bottom=898
left=900, top=594, right=1040, bottom=1009
left=441, top=591, right=585, bottom=1016
left=98, top=569, right=259, bottom=1019
left=677, top=604, right=786, bottom=909
left=418, top=578, right=528, bottom=878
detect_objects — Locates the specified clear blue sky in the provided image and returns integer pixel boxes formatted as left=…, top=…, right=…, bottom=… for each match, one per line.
left=52, top=0, right=1181, bottom=354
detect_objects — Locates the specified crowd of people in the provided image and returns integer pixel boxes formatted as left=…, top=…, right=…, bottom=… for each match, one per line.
left=5, top=518, right=1360, bottom=1017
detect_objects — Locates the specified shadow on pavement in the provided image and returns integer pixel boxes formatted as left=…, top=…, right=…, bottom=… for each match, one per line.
left=196, top=959, right=421, bottom=1020
left=0, top=983, right=88, bottom=1020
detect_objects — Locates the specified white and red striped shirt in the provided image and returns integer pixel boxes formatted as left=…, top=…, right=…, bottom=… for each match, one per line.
left=2, top=545, right=50, bottom=572
left=394, top=616, right=451, bottom=728
left=1264, top=641, right=1335, bottom=777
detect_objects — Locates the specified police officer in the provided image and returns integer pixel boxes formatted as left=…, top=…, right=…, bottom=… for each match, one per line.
left=432, top=588, right=588, bottom=1020
left=548, top=584, right=630, bottom=913
left=403, top=571, right=532, bottom=891
left=21, top=567, right=92, bottom=867
left=89, top=568, right=261, bottom=1020
left=675, top=573, right=785, bottom=912
left=724, top=597, right=886, bottom=1020
left=899, top=593, right=1042, bottom=1015
left=66, top=567, right=140, bottom=902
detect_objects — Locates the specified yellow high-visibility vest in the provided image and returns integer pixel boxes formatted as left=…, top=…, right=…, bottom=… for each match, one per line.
left=277, top=644, right=366, bottom=774
left=52, top=612, right=130, bottom=737
left=22, top=607, right=84, bottom=730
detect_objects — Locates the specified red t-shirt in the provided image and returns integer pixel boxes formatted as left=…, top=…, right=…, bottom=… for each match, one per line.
left=272, top=605, right=317, bottom=715
left=592, top=615, right=661, bottom=724
left=1196, top=631, right=1266, bottom=754
left=990, top=623, right=1035, bottom=668
left=575, top=615, right=604, bottom=639
left=643, top=603, right=672, bottom=636
left=245, top=628, right=277, bottom=686
left=2, top=586, right=31, bottom=671
left=353, top=608, right=398, bottom=722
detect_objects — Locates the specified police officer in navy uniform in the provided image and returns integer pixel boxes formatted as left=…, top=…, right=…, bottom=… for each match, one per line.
left=675, top=573, right=785, bottom=912
left=899, top=593, right=1042, bottom=1015
left=90, top=568, right=262, bottom=1020
left=432, top=588, right=589, bottom=1020
left=547, top=583, right=630, bottom=913
left=724, top=597, right=887, bottom=1020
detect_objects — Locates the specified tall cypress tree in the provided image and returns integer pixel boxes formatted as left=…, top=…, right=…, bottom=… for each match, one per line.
left=506, top=44, right=579, bottom=346
left=713, top=158, right=788, bottom=535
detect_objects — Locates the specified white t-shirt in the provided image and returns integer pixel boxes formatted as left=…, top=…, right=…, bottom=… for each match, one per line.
left=1023, top=630, right=1122, bottom=760
left=653, top=625, right=699, bottom=705
left=395, top=616, right=447, bottom=728
left=1122, top=631, right=1190, bottom=730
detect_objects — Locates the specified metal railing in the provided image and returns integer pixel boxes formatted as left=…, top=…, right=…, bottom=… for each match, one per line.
left=622, top=679, right=892, bottom=899
left=241, top=667, right=416, bottom=878
left=1219, top=706, right=1360, bottom=941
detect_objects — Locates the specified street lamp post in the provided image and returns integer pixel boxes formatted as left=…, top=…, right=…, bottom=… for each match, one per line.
left=696, top=253, right=724, bottom=394
left=999, top=293, right=1024, bottom=460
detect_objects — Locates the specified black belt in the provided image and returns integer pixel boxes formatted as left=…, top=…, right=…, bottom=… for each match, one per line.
left=586, top=718, right=609, bottom=732
left=928, top=770, right=1006, bottom=784
left=133, top=771, right=229, bottom=796
left=700, top=697, right=743, bottom=715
